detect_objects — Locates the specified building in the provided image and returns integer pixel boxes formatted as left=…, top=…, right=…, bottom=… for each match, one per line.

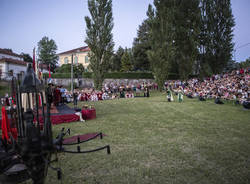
left=0, top=49, right=27, bottom=80
left=57, top=46, right=90, bottom=69
left=39, top=63, right=49, bottom=73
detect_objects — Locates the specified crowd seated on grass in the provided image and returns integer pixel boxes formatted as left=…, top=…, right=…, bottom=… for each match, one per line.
left=165, top=68, right=250, bottom=105
left=0, top=82, right=155, bottom=108
left=74, top=82, right=151, bottom=102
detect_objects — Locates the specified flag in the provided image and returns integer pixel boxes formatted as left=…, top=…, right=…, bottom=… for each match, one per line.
left=1, top=106, right=17, bottom=142
left=33, top=47, right=36, bottom=72
left=49, top=64, right=51, bottom=78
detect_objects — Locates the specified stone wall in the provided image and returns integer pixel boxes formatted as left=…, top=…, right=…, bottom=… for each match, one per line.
left=51, top=78, right=155, bottom=88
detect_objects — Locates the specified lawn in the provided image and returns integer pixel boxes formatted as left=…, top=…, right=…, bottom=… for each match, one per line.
left=22, top=92, right=250, bottom=184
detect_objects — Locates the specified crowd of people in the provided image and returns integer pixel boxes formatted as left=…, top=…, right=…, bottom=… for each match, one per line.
left=165, top=68, right=250, bottom=107
left=45, top=82, right=154, bottom=107
left=1, top=68, right=249, bottom=109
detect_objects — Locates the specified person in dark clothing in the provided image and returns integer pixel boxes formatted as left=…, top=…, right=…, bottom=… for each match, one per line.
left=215, top=96, right=224, bottom=104
left=243, top=98, right=250, bottom=109
left=187, top=93, right=193, bottom=98
left=73, top=89, right=78, bottom=108
left=199, top=93, right=206, bottom=101
left=144, top=86, right=150, bottom=97
left=47, top=83, right=54, bottom=106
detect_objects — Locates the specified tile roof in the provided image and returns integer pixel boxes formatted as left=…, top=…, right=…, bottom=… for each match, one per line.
left=57, top=46, right=90, bottom=55
left=0, top=48, right=23, bottom=58
left=0, top=58, right=27, bottom=66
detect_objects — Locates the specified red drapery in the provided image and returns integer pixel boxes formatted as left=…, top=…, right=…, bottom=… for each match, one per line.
left=1, top=107, right=17, bottom=142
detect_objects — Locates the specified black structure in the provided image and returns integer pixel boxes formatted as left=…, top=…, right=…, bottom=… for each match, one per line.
left=0, top=64, right=110, bottom=184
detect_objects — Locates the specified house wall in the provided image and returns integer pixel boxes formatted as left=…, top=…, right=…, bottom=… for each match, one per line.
left=0, top=62, right=27, bottom=80
left=58, top=52, right=90, bottom=69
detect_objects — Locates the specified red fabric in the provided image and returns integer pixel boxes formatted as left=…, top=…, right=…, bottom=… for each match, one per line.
left=39, top=95, right=41, bottom=106
left=49, top=64, right=51, bottom=78
left=1, top=107, right=17, bottom=142
left=81, top=108, right=96, bottom=120
left=38, top=114, right=80, bottom=126
left=2, top=114, right=79, bottom=131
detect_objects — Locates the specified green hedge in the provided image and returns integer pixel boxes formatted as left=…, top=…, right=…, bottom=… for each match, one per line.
left=44, top=72, right=154, bottom=79
left=104, top=72, right=154, bottom=79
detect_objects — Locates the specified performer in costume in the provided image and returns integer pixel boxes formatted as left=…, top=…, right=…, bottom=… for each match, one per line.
left=166, top=88, right=174, bottom=102
left=177, top=87, right=184, bottom=102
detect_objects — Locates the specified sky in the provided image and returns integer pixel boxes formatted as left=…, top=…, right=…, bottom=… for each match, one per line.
left=0, top=0, right=249, bottom=62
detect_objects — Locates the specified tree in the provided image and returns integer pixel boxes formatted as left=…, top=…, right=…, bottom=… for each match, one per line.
left=85, top=0, right=114, bottom=90
left=172, top=0, right=201, bottom=80
left=199, top=0, right=235, bottom=76
left=37, top=36, right=58, bottom=72
left=55, top=64, right=85, bottom=77
left=20, top=53, right=33, bottom=63
left=239, top=57, right=250, bottom=69
left=121, top=48, right=133, bottom=72
left=111, top=46, right=124, bottom=71
left=147, top=1, right=175, bottom=91
left=132, top=19, right=151, bottom=71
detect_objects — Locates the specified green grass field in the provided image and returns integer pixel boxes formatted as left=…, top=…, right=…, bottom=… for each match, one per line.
left=22, top=92, right=250, bottom=184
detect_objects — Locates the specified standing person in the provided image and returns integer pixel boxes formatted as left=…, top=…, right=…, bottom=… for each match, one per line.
left=5, top=93, right=10, bottom=106
left=47, top=83, right=54, bottom=107
left=177, top=87, right=184, bottom=103
left=167, top=88, right=174, bottom=102
left=54, top=86, right=61, bottom=106
left=73, top=89, right=78, bottom=109
left=145, top=85, right=150, bottom=97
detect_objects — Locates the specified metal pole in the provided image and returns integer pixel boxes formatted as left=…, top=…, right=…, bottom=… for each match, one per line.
left=71, top=54, right=73, bottom=93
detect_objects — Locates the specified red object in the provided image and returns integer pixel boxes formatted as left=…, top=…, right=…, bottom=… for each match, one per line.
left=81, top=108, right=96, bottom=120
left=1, top=114, right=80, bottom=131
left=39, top=95, right=41, bottom=106
left=38, top=114, right=80, bottom=126
left=1, top=107, right=17, bottom=142
left=49, top=64, right=51, bottom=78
left=33, top=47, right=36, bottom=72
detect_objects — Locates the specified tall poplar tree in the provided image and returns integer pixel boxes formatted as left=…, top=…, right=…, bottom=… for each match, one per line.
left=85, top=0, right=114, bottom=89
left=199, top=0, right=235, bottom=75
left=147, top=0, right=175, bottom=91
left=172, top=0, right=201, bottom=80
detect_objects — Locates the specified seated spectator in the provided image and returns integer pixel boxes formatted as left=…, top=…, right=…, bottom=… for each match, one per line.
left=215, top=96, right=224, bottom=104
left=242, top=98, right=250, bottom=109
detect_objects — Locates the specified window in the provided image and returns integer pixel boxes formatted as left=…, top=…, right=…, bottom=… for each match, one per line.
left=85, top=56, right=89, bottom=63
left=74, top=56, right=78, bottom=64
left=64, top=57, right=69, bottom=64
